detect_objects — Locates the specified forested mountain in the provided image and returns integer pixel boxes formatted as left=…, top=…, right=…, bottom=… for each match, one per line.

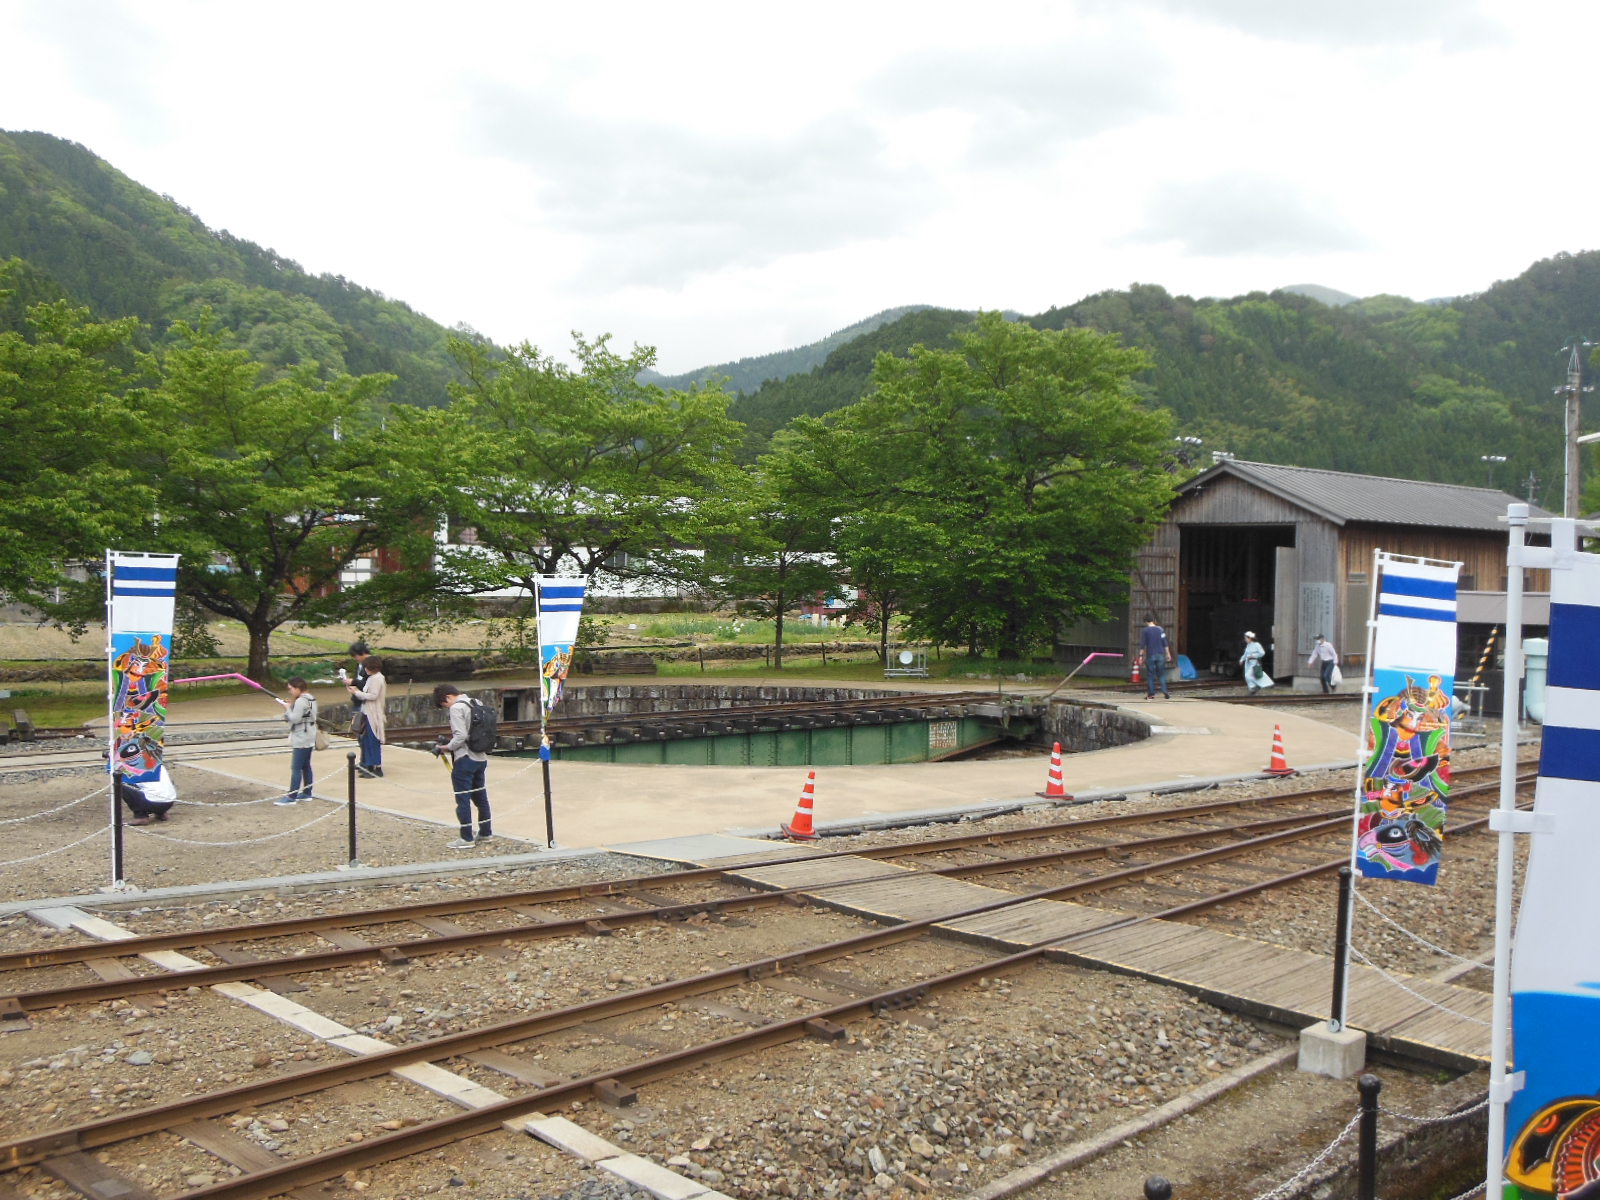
left=0, top=130, right=463, bottom=407
left=736, top=256, right=1600, bottom=507
left=3, top=127, right=1594, bottom=508
left=642, top=305, right=934, bottom=395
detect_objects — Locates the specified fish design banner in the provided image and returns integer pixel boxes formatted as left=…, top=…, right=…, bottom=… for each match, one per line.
left=1505, top=548, right=1600, bottom=1200
left=1356, top=556, right=1459, bottom=885
left=106, top=551, right=180, bottom=785
left=535, top=576, right=587, bottom=711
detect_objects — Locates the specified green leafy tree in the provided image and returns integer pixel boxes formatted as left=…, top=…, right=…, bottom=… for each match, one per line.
left=826, top=313, right=1175, bottom=659
left=697, top=461, right=840, bottom=670
left=0, top=278, right=149, bottom=600
left=399, top=333, right=745, bottom=599
left=124, top=322, right=432, bottom=680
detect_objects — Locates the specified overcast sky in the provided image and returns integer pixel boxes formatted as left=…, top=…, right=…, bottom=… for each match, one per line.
left=1, top=0, right=1593, bottom=374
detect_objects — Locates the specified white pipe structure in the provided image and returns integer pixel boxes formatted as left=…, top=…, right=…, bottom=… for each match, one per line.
left=1484, top=502, right=1528, bottom=1191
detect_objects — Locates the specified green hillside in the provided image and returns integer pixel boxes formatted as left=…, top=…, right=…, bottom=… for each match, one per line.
left=0, top=130, right=462, bottom=407
left=735, top=261, right=1600, bottom=506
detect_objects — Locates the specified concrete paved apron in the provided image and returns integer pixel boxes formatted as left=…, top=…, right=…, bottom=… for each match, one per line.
left=166, top=696, right=1356, bottom=852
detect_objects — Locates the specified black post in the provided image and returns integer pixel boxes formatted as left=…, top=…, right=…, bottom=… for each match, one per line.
left=1358, top=1073, right=1382, bottom=1200
left=1143, top=1176, right=1173, bottom=1200
left=111, top=774, right=126, bottom=886
left=541, top=737, right=555, bottom=848
left=1330, top=866, right=1353, bottom=1031
left=345, top=751, right=358, bottom=867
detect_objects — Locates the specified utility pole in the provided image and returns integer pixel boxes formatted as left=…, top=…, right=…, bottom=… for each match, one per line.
left=1556, top=339, right=1595, bottom=518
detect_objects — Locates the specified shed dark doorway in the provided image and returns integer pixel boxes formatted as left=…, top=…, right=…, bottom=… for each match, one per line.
left=1180, top=524, right=1294, bottom=677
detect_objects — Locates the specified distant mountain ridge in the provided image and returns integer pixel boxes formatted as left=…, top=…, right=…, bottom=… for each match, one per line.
left=0, top=129, right=464, bottom=407
left=2, top=128, right=1595, bottom=510
left=641, top=305, right=935, bottom=394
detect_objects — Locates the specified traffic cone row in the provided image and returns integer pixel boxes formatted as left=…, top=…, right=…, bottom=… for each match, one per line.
left=1263, top=723, right=1298, bottom=777
left=781, top=770, right=820, bottom=840
left=1037, top=741, right=1073, bottom=800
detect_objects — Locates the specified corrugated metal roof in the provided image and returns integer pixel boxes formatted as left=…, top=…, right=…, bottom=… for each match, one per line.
left=1181, top=460, right=1552, bottom=531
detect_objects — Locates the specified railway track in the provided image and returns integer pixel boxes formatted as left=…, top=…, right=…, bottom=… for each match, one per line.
left=0, top=764, right=1529, bottom=1200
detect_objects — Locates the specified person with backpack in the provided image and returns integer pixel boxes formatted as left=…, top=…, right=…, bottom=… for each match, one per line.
left=431, top=683, right=492, bottom=848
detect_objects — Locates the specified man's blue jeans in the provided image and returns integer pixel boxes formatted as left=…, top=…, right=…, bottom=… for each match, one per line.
left=450, top=757, right=490, bottom=838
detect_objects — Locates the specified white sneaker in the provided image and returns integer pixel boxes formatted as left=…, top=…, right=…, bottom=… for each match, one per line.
left=273, top=797, right=298, bottom=807
left=446, top=837, right=474, bottom=849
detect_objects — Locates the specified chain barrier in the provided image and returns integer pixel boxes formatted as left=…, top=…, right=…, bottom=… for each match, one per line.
left=0, top=823, right=110, bottom=867
left=0, top=781, right=111, bottom=825
left=1379, top=1093, right=1490, bottom=1126
left=1246, top=1111, right=1362, bottom=1200
left=1438, top=1181, right=1486, bottom=1200
left=1348, top=944, right=1492, bottom=1026
left=1354, top=890, right=1490, bottom=970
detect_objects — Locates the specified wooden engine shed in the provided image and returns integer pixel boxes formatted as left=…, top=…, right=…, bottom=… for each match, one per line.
left=1125, top=460, right=1551, bottom=688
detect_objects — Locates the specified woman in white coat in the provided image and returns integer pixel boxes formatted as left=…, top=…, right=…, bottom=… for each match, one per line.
left=346, top=655, right=387, bottom=778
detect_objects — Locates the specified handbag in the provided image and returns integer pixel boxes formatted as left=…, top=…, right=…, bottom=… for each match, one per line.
left=1329, top=665, right=1343, bottom=689
left=349, top=712, right=368, bottom=738
left=314, top=726, right=330, bottom=752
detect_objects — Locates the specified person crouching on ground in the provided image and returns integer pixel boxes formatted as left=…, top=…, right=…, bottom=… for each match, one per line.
left=432, top=683, right=491, bottom=849
left=116, top=762, right=177, bottom=825
left=274, top=677, right=318, bottom=806
left=346, top=654, right=387, bottom=778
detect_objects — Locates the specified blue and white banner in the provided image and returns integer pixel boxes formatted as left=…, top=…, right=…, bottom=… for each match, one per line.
left=106, top=551, right=180, bottom=785
left=535, top=576, right=587, bottom=711
left=1505, top=547, right=1600, bottom=1199
left=1355, top=555, right=1460, bottom=885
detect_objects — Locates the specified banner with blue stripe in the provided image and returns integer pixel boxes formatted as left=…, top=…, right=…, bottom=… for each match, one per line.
left=535, top=576, right=589, bottom=711
left=107, top=551, right=181, bottom=786
left=1507, top=546, right=1600, bottom=1196
left=1355, top=555, right=1461, bottom=886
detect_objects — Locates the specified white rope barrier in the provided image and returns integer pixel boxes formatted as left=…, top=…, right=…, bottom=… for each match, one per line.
left=0, top=823, right=110, bottom=867
left=1354, top=890, right=1490, bottom=971
left=132, top=802, right=346, bottom=846
left=0, top=782, right=110, bottom=825
left=1348, top=944, right=1492, bottom=1026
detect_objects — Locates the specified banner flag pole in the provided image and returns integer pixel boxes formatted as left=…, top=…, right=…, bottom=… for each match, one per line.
left=104, top=549, right=181, bottom=890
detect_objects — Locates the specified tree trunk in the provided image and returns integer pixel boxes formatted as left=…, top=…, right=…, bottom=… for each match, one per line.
left=878, top=606, right=890, bottom=665
left=246, top=622, right=274, bottom=683
left=774, top=604, right=785, bottom=670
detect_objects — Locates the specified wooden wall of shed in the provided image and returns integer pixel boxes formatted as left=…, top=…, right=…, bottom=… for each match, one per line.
left=1337, top=527, right=1548, bottom=594
left=1170, top=474, right=1310, bottom=524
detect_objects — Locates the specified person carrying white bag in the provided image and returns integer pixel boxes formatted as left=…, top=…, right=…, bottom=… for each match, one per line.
left=1240, top=631, right=1274, bottom=694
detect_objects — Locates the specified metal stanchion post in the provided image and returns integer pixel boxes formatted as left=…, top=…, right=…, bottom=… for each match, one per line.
left=1358, top=1074, right=1382, bottom=1200
left=111, top=774, right=126, bottom=886
left=1143, top=1176, right=1173, bottom=1200
left=1330, top=866, right=1353, bottom=1030
left=345, top=751, right=359, bottom=868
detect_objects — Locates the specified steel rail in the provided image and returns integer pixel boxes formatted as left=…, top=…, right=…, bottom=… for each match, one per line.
left=0, top=762, right=1516, bottom=978
left=2, top=782, right=1532, bottom=1197
left=0, top=777, right=1517, bottom=1017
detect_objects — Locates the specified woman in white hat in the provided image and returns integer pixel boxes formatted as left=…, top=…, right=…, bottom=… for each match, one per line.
left=1239, top=631, right=1266, bottom=694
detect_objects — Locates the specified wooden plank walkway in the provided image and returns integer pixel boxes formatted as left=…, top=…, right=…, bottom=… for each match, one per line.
left=721, top=854, right=1490, bottom=1070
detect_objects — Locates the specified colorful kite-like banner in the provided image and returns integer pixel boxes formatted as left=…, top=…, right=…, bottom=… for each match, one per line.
left=1504, top=546, right=1600, bottom=1199
left=535, top=576, right=588, bottom=711
left=1355, top=554, right=1459, bottom=886
left=106, top=551, right=180, bottom=786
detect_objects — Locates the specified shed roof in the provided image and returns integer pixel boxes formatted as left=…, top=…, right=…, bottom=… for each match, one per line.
left=1179, top=460, right=1551, bottom=531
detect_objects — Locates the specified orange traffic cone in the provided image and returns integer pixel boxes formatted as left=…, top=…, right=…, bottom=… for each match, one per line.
left=782, top=771, right=820, bottom=840
left=1131, top=659, right=1142, bottom=686
left=1263, top=724, right=1298, bottom=777
left=1037, top=742, right=1073, bottom=799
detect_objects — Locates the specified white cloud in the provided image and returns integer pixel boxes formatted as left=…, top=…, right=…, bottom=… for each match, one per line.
left=0, top=0, right=1595, bottom=371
